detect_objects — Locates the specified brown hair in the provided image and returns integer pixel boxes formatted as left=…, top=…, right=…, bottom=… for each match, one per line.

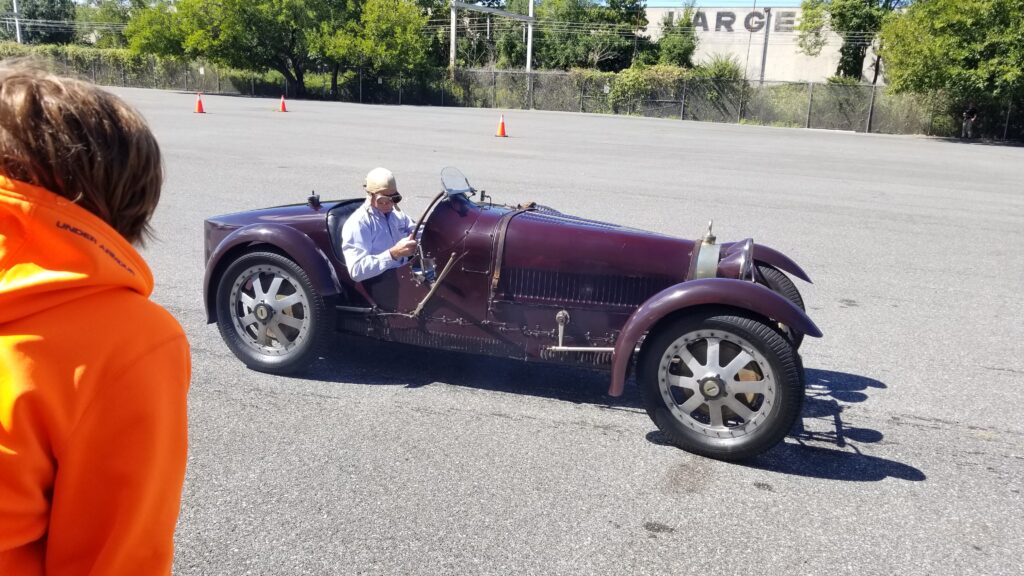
left=0, top=59, right=162, bottom=245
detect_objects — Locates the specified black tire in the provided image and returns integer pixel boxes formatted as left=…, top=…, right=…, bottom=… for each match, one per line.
left=756, top=263, right=805, bottom=349
left=216, top=251, right=327, bottom=374
left=638, top=311, right=804, bottom=461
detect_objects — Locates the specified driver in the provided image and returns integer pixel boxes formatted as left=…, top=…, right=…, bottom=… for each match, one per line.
left=341, top=167, right=418, bottom=282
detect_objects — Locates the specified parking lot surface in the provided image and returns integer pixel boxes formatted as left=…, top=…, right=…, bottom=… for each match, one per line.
left=114, top=88, right=1023, bottom=575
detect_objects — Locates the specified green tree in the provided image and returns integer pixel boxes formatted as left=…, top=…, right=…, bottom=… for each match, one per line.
left=879, top=0, right=1024, bottom=101
left=125, top=1, right=186, bottom=59
left=796, top=0, right=905, bottom=81
left=535, top=0, right=589, bottom=69
left=657, top=8, right=697, bottom=68
left=76, top=1, right=147, bottom=48
left=494, top=0, right=528, bottom=69
left=323, top=0, right=429, bottom=75
left=532, top=0, right=648, bottom=71
left=308, top=0, right=359, bottom=96
left=1, top=0, right=76, bottom=44
left=171, top=0, right=337, bottom=97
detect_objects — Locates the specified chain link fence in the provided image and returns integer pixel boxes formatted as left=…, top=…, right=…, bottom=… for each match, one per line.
left=30, top=52, right=1023, bottom=141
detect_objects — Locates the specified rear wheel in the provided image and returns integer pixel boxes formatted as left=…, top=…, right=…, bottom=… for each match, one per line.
left=756, top=263, right=805, bottom=349
left=216, top=251, right=327, bottom=374
left=638, top=311, right=804, bottom=461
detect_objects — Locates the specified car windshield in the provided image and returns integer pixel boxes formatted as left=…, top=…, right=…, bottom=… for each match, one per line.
left=441, top=167, right=473, bottom=197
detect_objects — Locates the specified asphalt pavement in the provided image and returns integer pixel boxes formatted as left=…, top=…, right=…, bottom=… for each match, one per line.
left=112, top=88, right=1023, bottom=575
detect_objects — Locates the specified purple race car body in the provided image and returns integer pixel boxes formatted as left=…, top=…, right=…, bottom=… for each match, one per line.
left=203, top=168, right=821, bottom=460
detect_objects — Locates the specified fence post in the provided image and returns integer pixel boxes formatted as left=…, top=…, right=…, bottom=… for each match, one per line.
left=927, top=93, right=935, bottom=136
left=805, top=82, right=814, bottom=129
left=492, top=70, right=497, bottom=108
left=580, top=82, right=585, bottom=113
left=359, top=69, right=363, bottom=104
left=865, top=84, right=877, bottom=133
left=183, top=67, right=187, bottom=92
left=250, top=75, right=254, bottom=96
left=399, top=76, right=402, bottom=105
left=737, top=81, right=745, bottom=124
left=121, top=63, right=126, bottom=87
left=528, top=73, right=534, bottom=110
left=680, top=79, right=687, bottom=120
left=1004, top=102, right=1012, bottom=140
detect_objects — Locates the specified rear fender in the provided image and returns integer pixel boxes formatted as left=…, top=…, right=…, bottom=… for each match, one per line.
left=203, top=223, right=341, bottom=323
left=607, top=278, right=821, bottom=396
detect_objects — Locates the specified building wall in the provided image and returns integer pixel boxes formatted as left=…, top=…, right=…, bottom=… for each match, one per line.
left=645, top=6, right=879, bottom=83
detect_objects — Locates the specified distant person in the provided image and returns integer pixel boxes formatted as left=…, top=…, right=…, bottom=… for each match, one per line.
left=341, top=167, right=417, bottom=282
left=962, top=104, right=978, bottom=138
left=0, top=61, right=191, bottom=575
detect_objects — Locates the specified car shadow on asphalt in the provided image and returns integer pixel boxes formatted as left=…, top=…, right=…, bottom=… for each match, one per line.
left=309, top=337, right=925, bottom=481
left=756, top=368, right=925, bottom=482
left=306, top=334, right=644, bottom=410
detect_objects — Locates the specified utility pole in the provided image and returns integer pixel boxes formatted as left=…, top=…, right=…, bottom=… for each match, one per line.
left=12, top=0, right=22, bottom=44
left=526, top=0, right=534, bottom=73
left=449, top=3, right=457, bottom=72
left=759, top=8, right=772, bottom=84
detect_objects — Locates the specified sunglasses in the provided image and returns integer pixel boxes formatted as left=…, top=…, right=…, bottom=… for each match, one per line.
left=375, top=192, right=402, bottom=204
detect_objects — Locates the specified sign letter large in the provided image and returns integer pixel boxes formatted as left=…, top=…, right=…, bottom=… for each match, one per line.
left=744, top=11, right=765, bottom=33
left=775, top=11, right=796, bottom=32
left=693, top=11, right=709, bottom=32
left=715, top=12, right=736, bottom=32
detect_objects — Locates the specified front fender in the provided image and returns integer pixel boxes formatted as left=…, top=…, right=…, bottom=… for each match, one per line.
left=607, top=278, right=822, bottom=397
left=721, top=241, right=811, bottom=283
left=203, top=223, right=341, bottom=323
left=754, top=244, right=811, bottom=283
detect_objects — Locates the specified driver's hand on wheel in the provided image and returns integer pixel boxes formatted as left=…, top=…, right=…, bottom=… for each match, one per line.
left=389, top=237, right=418, bottom=259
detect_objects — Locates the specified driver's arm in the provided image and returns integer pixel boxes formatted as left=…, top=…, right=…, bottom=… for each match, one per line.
left=398, top=210, right=416, bottom=237
left=341, top=216, right=397, bottom=282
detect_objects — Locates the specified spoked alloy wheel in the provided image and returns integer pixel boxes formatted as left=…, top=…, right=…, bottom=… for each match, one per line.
left=639, top=312, right=803, bottom=461
left=216, top=251, right=326, bottom=374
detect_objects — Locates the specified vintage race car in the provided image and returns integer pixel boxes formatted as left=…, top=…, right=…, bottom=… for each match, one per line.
left=203, top=168, right=821, bottom=461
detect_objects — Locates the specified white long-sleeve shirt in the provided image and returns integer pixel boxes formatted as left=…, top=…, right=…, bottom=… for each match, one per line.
left=340, top=200, right=416, bottom=282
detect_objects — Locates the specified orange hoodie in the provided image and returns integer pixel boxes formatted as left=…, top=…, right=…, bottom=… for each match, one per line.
left=0, top=177, right=190, bottom=575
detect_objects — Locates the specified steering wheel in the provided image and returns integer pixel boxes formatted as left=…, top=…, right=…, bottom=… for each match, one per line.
left=408, top=190, right=446, bottom=278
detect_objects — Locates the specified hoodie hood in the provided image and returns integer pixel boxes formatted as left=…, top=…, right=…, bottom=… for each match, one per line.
left=0, top=176, right=152, bottom=324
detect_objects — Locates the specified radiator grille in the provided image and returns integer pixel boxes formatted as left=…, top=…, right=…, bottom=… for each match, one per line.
left=500, top=268, right=673, bottom=308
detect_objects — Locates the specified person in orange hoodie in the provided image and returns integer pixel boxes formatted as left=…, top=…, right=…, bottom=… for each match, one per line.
left=0, top=62, right=190, bottom=575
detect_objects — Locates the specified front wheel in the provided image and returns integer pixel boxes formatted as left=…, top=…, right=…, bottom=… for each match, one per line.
left=216, top=251, right=327, bottom=374
left=638, top=311, right=804, bottom=461
left=756, top=263, right=805, bottom=349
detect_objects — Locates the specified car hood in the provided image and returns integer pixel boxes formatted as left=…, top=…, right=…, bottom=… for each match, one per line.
left=502, top=208, right=694, bottom=282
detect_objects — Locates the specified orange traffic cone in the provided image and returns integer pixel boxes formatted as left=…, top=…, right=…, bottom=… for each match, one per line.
left=495, top=114, right=508, bottom=137
left=278, top=95, right=288, bottom=113
left=194, top=93, right=205, bottom=114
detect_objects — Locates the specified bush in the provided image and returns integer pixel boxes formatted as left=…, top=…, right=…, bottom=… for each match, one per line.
left=694, top=54, right=744, bottom=81
left=571, top=68, right=617, bottom=113
left=608, top=64, right=690, bottom=114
